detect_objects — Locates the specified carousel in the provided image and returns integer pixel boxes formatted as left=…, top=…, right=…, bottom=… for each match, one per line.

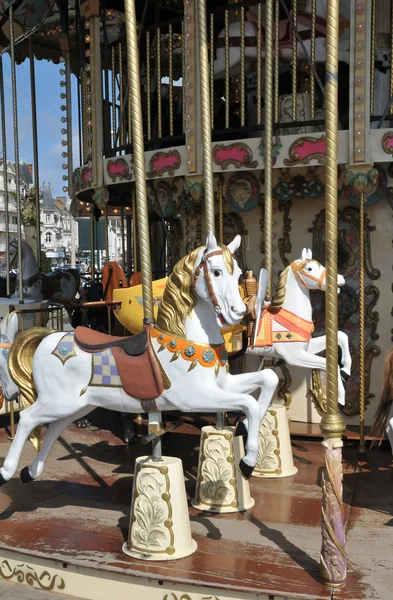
left=0, top=1, right=392, bottom=600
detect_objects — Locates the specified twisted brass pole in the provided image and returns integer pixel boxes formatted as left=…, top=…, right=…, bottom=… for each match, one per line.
left=124, top=0, right=153, bottom=320
left=0, top=58, right=10, bottom=297
left=257, top=3, right=262, bottom=125
left=218, top=176, right=224, bottom=244
left=370, top=0, right=375, bottom=117
left=197, top=0, right=215, bottom=236
left=319, top=0, right=347, bottom=589
left=224, top=10, right=230, bottom=130
left=9, top=7, right=23, bottom=303
left=359, top=191, right=365, bottom=452
left=291, top=0, right=298, bottom=121
left=264, top=0, right=274, bottom=299
left=310, top=0, right=316, bottom=120
left=29, top=38, right=41, bottom=266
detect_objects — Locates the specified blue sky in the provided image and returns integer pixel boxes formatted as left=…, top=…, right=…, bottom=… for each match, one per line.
left=2, top=54, right=80, bottom=197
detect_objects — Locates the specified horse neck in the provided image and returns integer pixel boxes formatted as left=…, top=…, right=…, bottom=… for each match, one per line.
left=281, top=267, right=313, bottom=322
left=184, top=297, right=224, bottom=345
left=21, top=244, right=39, bottom=279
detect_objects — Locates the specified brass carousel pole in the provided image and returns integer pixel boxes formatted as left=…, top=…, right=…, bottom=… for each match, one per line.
left=0, top=57, right=10, bottom=298
left=319, top=0, right=347, bottom=588
left=264, top=0, right=274, bottom=299
left=197, top=0, right=223, bottom=429
left=28, top=38, right=41, bottom=267
left=358, top=191, right=365, bottom=452
left=124, top=0, right=156, bottom=451
left=9, top=7, right=23, bottom=305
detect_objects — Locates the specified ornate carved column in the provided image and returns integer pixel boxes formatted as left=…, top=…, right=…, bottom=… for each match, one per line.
left=80, top=0, right=103, bottom=188
left=349, top=0, right=372, bottom=164
left=320, top=0, right=347, bottom=589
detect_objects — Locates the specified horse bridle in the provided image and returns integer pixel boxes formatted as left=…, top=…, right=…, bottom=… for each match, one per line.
left=193, top=249, right=231, bottom=322
left=291, top=259, right=326, bottom=290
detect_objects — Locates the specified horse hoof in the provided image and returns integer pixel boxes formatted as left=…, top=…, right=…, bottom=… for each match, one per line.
left=0, top=472, right=8, bottom=487
left=239, top=459, right=254, bottom=480
left=76, top=418, right=91, bottom=429
left=235, top=420, right=248, bottom=437
left=340, top=370, right=350, bottom=388
left=20, top=467, right=34, bottom=485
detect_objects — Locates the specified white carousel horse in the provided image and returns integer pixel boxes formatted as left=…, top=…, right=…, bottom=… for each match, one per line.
left=0, top=311, right=19, bottom=402
left=213, top=1, right=351, bottom=79
left=0, top=240, right=79, bottom=303
left=247, top=249, right=351, bottom=412
left=0, top=234, right=279, bottom=485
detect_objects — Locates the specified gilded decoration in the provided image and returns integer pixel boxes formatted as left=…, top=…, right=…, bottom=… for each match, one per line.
left=284, top=135, right=326, bottom=166
left=259, top=136, right=282, bottom=166
left=147, top=150, right=181, bottom=178
left=212, top=142, right=258, bottom=170
left=275, top=167, right=324, bottom=267
left=129, top=462, right=175, bottom=555
left=341, top=166, right=386, bottom=208
left=382, top=131, right=393, bottom=154
left=0, top=560, right=65, bottom=591
left=309, top=208, right=380, bottom=416
left=194, top=430, right=239, bottom=509
left=254, top=409, right=282, bottom=475
left=106, top=157, right=133, bottom=182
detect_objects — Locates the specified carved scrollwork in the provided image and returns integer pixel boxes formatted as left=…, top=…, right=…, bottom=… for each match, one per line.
left=254, top=409, right=282, bottom=475
left=276, top=359, right=292, bottom=407
left=278, top=198, right=292, bottom=267
left=0, top=560, right=65, bottom=591
left=365, top=285, right=380, bottom=341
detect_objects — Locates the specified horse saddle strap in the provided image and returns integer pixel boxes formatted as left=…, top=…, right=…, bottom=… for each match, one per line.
left=74, top=326, right=164, bottom=400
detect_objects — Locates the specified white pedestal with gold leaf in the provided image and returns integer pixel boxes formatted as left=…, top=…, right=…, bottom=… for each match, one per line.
left=191, top=425, right=255, bottom=513
left=253, top=404, right=297, bottom=478
left=123, top=456, right=197, bottom=561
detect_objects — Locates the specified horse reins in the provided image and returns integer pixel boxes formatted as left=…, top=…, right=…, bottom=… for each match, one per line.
left=193, top=249, right=231, bottom=322
left=291, top=259, right=326, bottom=290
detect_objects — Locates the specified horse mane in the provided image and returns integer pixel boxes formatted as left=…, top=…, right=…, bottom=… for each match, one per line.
left=269, top=266, right=290, bottom=311
left=156, top=244, right=234, bottom=337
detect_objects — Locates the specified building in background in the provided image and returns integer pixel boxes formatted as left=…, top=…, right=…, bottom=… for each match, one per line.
left=0, top=160, right=33, bottom=256
left=40, top=185, right=78, bottom=267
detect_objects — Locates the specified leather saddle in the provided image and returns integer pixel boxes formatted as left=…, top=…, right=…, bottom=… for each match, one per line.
left=74, top=326, right=164, bottom=401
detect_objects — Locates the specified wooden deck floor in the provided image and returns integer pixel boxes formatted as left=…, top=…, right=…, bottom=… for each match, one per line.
left=0, top=416, right=392, bottom=600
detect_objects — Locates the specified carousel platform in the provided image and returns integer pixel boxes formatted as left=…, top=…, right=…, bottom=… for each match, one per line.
left=0, top=417, right=391, bottom=600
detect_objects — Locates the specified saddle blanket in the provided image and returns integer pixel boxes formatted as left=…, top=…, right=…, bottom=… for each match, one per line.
left=255, top=307, right=314, bottom=348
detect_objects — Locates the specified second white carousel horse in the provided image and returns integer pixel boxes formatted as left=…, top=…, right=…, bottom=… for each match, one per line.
left=0, top=234, right=279, bottom=485
left=246, top=249, right=351, bottom=420
left=0, top=239, right=80, bottom=303
left=0, top=311, right=19, bottom=402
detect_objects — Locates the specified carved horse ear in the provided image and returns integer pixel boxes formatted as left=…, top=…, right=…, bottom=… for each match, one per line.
left=227, top=234, right=241, bottom=255
left=306, top=249, right=312, bottom=260
left=206, top=232, right=218, bottom=253
left=301, top=248, right=308, bottom=260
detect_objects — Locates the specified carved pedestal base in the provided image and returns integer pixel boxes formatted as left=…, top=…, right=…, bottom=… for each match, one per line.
left=123, top=456, right=197, bottom=561
left=191, top=426, right=255, bottom=513
left=253, top=404, right=298, bottom=478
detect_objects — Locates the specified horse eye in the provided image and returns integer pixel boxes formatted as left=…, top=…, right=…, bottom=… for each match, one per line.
left=214, top=270, right=221, bottom=278
left=307, top=267, right=312, bottom=271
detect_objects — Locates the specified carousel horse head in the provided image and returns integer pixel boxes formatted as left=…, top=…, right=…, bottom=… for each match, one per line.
left=156, top=233, right=245, bottom=337
left=290, top=248, right=345, bottom=293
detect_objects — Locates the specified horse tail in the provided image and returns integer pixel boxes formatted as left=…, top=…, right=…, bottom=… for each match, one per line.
left=370, top=347, right=393, bottom=447
left=8, top=327, right=56, bottom=452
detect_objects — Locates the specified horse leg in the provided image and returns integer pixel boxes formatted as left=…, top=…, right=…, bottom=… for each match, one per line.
left=0, top=403, right=43, bottom=485
left=220, top=369, right=279, bottom=435
left=279, top=349, right=346, bottom=407
left=22, top=406, right=94, bottom=483
left=307, top=334, right=352, bottom=384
